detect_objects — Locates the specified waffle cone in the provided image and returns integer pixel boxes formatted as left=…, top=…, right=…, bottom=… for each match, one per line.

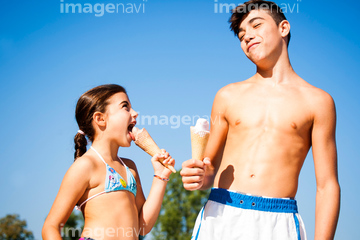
left=134, top=128, right=176, bottom=173
left=190, top=126, right=210, bottom=160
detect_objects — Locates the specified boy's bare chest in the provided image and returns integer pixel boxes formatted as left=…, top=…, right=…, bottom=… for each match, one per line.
left=225, top=90, right=313, bottom=132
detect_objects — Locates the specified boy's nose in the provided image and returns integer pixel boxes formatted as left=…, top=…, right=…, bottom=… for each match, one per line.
left=244, top=32, right=255, bottom=43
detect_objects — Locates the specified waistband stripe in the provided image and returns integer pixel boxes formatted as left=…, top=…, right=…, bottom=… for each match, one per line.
left=208, top=188, right=298, bottom=213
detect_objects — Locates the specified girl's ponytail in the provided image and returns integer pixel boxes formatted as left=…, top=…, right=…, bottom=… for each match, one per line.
left=74, top=131, right=87, bottom=160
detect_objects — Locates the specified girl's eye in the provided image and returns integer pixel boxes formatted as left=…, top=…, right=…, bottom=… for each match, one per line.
left=254, top=23, right=261, bottom=28
left=122, top=104, right=130, bottom=110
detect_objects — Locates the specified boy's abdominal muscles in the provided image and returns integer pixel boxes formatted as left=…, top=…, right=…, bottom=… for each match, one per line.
left=213, top=129, right=309, bottom=198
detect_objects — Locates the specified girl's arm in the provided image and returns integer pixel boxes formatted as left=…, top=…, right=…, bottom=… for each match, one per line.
left=42, top=157, right=92, bottom=240
left=133, top=151, right=175, bottom=235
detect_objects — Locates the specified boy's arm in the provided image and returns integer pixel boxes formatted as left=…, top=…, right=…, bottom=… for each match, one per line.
left=311, top=92, right=340, bottom=240
left=181, top=88, right=229, bottom=191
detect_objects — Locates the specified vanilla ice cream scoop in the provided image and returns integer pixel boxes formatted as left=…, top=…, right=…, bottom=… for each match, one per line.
left=190, top=118, right=210, bottom=160
left=193, top=118, right=210, bottom=135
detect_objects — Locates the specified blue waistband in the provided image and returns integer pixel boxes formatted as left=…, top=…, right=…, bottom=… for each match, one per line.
left=208, top=188, right=298, bottom=213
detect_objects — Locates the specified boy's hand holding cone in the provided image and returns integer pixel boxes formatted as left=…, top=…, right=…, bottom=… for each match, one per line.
left=180, top=118, right=211, bottom=191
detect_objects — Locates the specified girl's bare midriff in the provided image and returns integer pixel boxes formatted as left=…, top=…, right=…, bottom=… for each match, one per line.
left=81, top=192, right=140, bottom=240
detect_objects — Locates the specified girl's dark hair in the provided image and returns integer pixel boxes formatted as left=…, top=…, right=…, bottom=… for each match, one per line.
left=229, top=0, right=291, bottom=46
left=74, top=84, right=127, bottom=160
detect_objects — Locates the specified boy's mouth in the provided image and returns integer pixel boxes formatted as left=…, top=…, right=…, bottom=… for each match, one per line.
left=248, top=42, right=260, bottom=52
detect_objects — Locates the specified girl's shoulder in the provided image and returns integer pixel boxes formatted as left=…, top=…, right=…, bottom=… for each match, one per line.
left=60, top=154, right=100, bottom=192
left=73, top=154, right=97, bottom=167
left=68, top=153, right=100, bottom=177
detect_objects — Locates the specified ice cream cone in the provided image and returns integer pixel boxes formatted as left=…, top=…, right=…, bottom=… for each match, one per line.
left=132, top=127, right=176, bottom=173
left=190, top=126, right=210, bottom=160
left=190, top=118, right=210, bottom=160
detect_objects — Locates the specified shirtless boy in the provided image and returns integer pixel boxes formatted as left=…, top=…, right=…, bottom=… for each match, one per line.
left=180, top=1, right=340, bottom=239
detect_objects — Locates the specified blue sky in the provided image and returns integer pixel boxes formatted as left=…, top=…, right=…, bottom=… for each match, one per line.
left=0, top=0, right=359, bottom=239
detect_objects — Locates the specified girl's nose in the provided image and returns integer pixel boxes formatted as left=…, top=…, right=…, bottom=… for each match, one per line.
left=131, top=109, right=138, bottom=119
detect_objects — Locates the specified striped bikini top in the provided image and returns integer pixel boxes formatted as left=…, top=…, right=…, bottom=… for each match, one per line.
left=76, top=146, right=137, bottom=210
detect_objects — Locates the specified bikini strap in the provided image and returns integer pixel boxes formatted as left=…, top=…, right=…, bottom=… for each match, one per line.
left=117, top=156, right=126, bottom=166
left=75, top=191, right=106, bottom=211
left=90, top=146, right=107, bottom=165
left=91, top=146, right=125, bottom=168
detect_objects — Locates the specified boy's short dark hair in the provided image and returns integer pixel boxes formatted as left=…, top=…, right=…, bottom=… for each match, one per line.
left=229, top=0, right=291, bottom=46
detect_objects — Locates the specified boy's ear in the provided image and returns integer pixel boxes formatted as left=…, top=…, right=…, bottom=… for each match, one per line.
left=279, top=20, right=290, bottom=38
left=93, top=112, right=106, bottom=127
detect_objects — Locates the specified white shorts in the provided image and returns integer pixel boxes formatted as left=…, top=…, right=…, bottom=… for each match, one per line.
left=192, top=188, right=307, bottom=240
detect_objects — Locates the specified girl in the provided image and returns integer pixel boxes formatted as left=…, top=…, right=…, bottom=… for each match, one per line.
left=42, top=84, right=175, bottom=240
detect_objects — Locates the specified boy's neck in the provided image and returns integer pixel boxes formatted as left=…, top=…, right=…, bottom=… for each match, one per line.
left=254, top=51, right=296, bottom=85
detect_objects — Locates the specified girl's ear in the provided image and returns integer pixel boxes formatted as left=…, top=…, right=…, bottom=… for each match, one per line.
left=93, top=112, right=106, bottom=128
left=279, top=20, right=290, bottom=38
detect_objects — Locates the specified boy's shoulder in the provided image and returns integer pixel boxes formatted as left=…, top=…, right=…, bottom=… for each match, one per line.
left=215, top=76, right=334, bottom=106
left=291, top=77, right=336, bottom=118
left=216, top=79, right=253, bottom=97
left=296, top=78, right=334, bottom=103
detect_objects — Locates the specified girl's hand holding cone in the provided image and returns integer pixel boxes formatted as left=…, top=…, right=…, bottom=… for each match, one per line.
left=132, top=127, right=176, bottom=173
left=152, top=150, right=175, bottom=179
